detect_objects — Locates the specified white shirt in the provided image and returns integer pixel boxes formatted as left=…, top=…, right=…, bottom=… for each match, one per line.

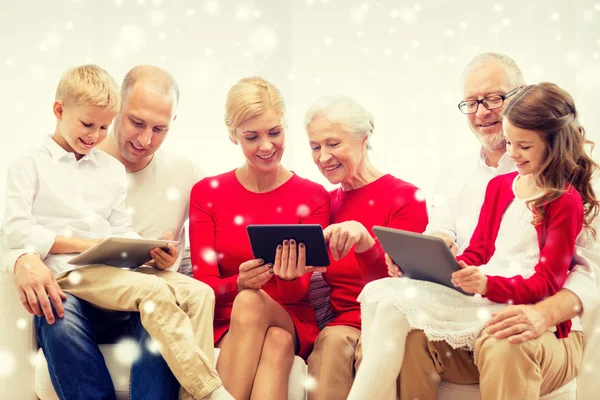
left=125, top=149, right=202, bottom=273
left=426, top=148, right=600, bottom=317
left=3, top=135, right=139, bottom=275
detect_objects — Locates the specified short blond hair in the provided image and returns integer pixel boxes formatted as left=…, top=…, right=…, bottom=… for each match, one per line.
left=55, top=64, right=121, bottom=113
left=224, top=76, right=286, bottom=138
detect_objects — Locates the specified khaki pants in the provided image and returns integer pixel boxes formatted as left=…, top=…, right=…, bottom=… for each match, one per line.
left=307, top=325, right=363, bottom=400
left=399, top=330, right=584, bottom=400
left=58, top=265, right=222, bottom=400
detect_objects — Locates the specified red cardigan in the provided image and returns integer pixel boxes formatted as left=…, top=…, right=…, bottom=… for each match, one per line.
left=457, top=171, right=583, bottom=338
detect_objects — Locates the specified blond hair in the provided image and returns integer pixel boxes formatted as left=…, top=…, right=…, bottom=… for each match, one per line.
left=224, top=77, right=286, bottom=138
left=55, top=64, right=120, bottom=113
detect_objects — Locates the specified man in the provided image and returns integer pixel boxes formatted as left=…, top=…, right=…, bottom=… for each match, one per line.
left=5, top=65, right=230, bottom=400
left=397, top=52, right=600, bottom=399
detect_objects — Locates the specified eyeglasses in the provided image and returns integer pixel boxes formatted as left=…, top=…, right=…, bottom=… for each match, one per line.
left=457, top=87, right=520, bottom=115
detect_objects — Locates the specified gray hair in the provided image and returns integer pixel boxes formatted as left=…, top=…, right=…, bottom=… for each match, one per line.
left=304, top=95, right=374, bottom=149
left=462, top=52, right=525, bottom=89
left=121, top=65, right=180, bottom=108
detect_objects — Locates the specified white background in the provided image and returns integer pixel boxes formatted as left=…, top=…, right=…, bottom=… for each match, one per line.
left=1, top=0, right=600, bottom=217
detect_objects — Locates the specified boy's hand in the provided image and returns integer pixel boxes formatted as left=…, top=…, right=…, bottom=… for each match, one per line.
left=451, top=260, right=487, bottom=294
left=150, top=231, right=178, bottom=270
left=14, top=253, right=67, bottom=324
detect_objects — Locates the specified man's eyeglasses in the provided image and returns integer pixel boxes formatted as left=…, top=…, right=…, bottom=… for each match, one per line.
left=457, top=87, right=520, bottom=115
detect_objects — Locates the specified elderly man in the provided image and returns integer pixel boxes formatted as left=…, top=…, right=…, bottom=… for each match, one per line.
left=396, top=52, right=600, bottom=399
left=5, top=65, right=231, bottom=400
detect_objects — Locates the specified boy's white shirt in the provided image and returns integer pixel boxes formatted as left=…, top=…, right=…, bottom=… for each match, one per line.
left=425, top=148, right=600, bottom=317
left=2, top=135, right=140, bottom=276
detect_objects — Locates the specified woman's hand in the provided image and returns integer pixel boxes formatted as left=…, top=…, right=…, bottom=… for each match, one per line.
left=272, top=240, right=326, bottom=280
left=323, top=221, right=375, bottom=260
left=451, top=260, right=487, bottom=294
left=237, top=259, right=273, bottom=291
left=385, top=253, right=403, bottom=277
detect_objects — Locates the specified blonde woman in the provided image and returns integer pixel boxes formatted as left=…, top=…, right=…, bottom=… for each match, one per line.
left=189, top=77, right=330, bottom=399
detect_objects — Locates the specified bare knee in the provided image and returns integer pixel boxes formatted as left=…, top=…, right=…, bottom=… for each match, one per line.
left=230, top=290, right=269, bottom=328
left=260, top=327, right=295, bottom=367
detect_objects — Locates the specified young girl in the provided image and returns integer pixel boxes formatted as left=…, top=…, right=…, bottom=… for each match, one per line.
left=348, top=82, right=599, bottom=400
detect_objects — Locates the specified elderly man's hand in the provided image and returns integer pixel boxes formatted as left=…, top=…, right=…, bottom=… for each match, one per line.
left=485, top=304, right=549, bottom=343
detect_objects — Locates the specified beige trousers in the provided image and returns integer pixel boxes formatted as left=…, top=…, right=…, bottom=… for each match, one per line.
left=57, top=265, right=221, bottom=400
left=399, top=329, right=584, bottom=400
left=307, top=325, right=363, bottom=400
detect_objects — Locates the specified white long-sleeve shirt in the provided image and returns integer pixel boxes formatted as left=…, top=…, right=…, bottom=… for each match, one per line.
left=425, top=149, right=600, bottom=315
left=3, top=135, right=139, bottom=275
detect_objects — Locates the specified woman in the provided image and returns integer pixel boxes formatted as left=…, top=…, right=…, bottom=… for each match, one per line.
left=304, top=95, right=429, bottom=400
left=189, top=77, right=330, bottom=400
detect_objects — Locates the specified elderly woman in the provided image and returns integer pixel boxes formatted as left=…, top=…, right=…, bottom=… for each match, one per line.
left=189, top=77, right=330, bottom=400
left=305, top=96, right=429, bottom=400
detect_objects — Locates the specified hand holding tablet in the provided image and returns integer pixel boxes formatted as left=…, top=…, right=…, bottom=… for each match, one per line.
left=246, top=225, right=330, bottom=276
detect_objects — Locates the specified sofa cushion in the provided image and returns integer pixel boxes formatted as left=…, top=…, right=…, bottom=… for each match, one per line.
left=308, top=272, right=336, bottom=329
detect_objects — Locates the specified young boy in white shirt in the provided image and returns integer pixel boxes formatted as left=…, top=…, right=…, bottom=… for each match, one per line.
left=3, top=65, right=231, bottom=400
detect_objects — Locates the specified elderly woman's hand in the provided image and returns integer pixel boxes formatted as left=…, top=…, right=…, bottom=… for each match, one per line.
left=323, top=221, right=375, bottom=261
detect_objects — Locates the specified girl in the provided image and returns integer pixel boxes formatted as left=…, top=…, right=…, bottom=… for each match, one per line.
left=348, top=82, right=599, bottom=400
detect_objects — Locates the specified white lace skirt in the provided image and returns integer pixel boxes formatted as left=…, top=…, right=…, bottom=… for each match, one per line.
left=358, top=277, right=507, bottom=351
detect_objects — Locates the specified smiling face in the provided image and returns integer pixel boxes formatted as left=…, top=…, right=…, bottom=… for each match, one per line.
left=231, top=108, right=285, bottom=174
left=53, top=101, right=116, bottom=159
left=112, top=83, right=177, bottom=171
left=463, top=61, right=513, bottom=151
left=503, top=118, right=547, bottom=176
left=307, top=116, right=367, bottom=185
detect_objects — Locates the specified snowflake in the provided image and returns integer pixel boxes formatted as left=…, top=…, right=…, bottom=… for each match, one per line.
left=550, top=11, right=560, bottom=21
left=65, top=21, right=74, bottom=30
left=113, top=25, right=146, bottom=58
left=236, top=6, right=253, bottom=22
left=0, top=350, right=16, bottom=378
left=121, top=251, right=128, bottom=259
left=127, top=206, right=135, bottom=216
left=276, top=207, right=283, bottom=213
left=564, top=51, right=580, bottom=66
left=234, top=216, right=244, bottom=225
left=150, top=10, right=166, bottom=26
left=249, top=26, right=278, bottom=53
left=297, top=205, right=310, bottom=218
left=493, top=4, right=503, bottom=12
left=445, top=351, right=452, bottom=358
left=350, top=4, right=368, bottom=24
left=444, top=29, right=455, bottom=38
left=414, top=189, right=426, bottom=202
left=305, top=0, right=315, bottom=4
left=143, top=300, right=156, bottom=314
left=324, top=37, right=334, bottom=46
left=404, top=285, right=418, bottom=299
left=5, top=57, right=14, bottom=66
left=16, top=319, right=27, bottom=330
left=185, top=8, right=196, bottom=18
left=384, top=47, right=393, bottom=57
left=115, top=0, right=123, bottom=5
left=356, top=30, right=365, bottom=38
left=28, top=351, right=42, bottom=367
left=210, top=179, right=219, bottom=188
left=165, top=187, right=180, bottom=201
left=203, top=0, right=220, bottom=16
left=68, top=271, right=82, bottom=285
left=158, top=31, right=167, bottom=40
left=202, top=248, right=217, bottom=263
left=114, top=338, right=141, bottom=365
left=501, top=17, right=510, bottom=26
left=146, top=338, right=162, bottom=354
left=305, top=374, right=318, bottom=392
left=253, top=9, right=262, bottom=18
left=477, top=308, right=492, bottom=321
left=459, top=21, right=469, bottom=31
left=369, top=200, right=375, bottom=206
left=411, top=40, right=420, bottom=49
left=313, top=76, right=322, bottom=85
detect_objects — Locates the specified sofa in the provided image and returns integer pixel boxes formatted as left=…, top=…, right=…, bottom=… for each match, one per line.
left=0, top=271, right=586, bottom=399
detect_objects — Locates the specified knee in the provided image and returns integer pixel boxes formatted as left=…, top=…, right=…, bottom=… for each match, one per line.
left=230, top=290, right=268, bottom=327
left=37, top=294, right=87, bottom=339
left=314, top=327, right=357, bottom=360
left=474, top=332, right=532, bottom=369
left=261, top=327, right=295, bottom=366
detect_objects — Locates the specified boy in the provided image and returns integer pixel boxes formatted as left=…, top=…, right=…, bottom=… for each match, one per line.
left=4, top=65, right=231, bottom=400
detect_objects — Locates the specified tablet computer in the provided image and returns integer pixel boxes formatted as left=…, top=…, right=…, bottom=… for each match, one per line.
left=372, top=226, right=473, bottom=296
left=246, top=224, right=330, bottom=267
left=68, top=237, right=180, bottom=269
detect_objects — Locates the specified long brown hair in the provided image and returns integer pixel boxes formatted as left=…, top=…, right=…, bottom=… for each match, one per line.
left=503, top=82, right=599, bottom=235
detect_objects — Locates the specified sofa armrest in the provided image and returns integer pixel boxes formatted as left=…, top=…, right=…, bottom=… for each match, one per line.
left=0, top=271, right=37, bottom=399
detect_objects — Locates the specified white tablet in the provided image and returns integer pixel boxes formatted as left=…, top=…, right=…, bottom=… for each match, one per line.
left=372, top=226, right=473, bottom=296
left=68, top=237, right=180, bottom=269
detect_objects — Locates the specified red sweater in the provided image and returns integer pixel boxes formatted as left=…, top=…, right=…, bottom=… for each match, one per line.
left=457, top=171, right=583, bottom=338
left=189, top=170, right=330, bottom=358
left=323, top=174, right=429, bottom=330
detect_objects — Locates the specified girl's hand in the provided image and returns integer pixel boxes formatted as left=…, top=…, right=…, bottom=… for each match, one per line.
left=385, top=253, right=403, bottom=277
left=451, top=260, right=487, bottom=294
left=323, top=221, right=374, bottom=261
